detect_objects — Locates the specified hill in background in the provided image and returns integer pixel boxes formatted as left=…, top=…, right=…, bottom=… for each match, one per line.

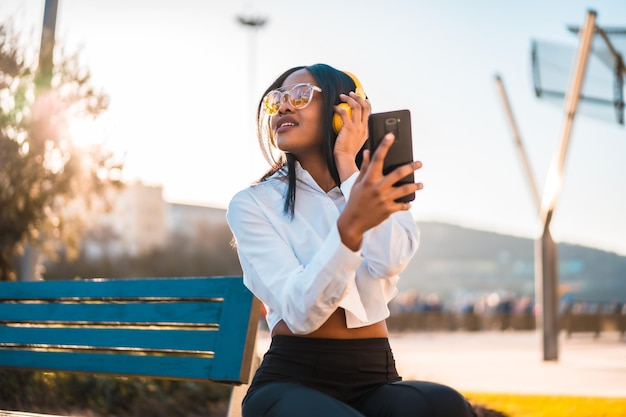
left=399, top=222, right=626, bottom=307
left=46, top=215, right=626, bottom=309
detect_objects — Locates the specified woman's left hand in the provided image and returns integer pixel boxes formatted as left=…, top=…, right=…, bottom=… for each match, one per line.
left=333, top=92, right=371, bottom=182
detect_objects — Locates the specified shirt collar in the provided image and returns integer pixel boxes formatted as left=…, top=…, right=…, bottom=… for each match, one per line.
left=274, top=161, right=343, bottom=197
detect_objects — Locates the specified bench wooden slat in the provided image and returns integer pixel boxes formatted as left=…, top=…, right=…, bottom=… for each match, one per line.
left=1, top=350, right=227, bottom=381
left=0, top=327, right=219, bottom=352
left=0, top=277, right=235, bottom=299
left=0, top=301, right=223, bottom=324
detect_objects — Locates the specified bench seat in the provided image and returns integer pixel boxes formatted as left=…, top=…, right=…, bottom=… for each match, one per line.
left=0, top=276, right=261, bottom=417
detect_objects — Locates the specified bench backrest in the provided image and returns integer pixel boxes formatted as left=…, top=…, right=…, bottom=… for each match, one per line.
left=0, top=276, right=260, bottom=384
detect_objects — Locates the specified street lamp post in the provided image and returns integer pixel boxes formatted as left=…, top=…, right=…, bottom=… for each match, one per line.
left=20, top=0, right=59, bottom=282
left=237, top=15, right=267, bottom=103
left=37, top=0, right=59, bottom=90
left=237, top=14, right=268, bottom=176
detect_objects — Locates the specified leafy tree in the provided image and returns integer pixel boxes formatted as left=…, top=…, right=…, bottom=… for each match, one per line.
left=0, top=21, right=123, bottom=281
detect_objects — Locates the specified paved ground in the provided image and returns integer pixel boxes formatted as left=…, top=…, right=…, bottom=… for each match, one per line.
left=256, top=330, right=626, bottom=398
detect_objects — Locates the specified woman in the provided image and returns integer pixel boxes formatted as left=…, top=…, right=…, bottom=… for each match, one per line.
left=227, top=63, right=475, bottom=417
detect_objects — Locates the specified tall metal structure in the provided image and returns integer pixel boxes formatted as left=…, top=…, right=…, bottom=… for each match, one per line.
left=496, top=10, right=601, bottom=361
left=536, top=9, right=597, bottom=361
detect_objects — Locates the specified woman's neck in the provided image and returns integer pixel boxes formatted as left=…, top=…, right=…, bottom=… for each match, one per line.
left=297, top=154, right=336, bottom=192
left=301, top=161, right=336, bottom=192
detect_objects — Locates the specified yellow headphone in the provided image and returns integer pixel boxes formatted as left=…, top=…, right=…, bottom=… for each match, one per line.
left=332, top=71, right=366, bottom=133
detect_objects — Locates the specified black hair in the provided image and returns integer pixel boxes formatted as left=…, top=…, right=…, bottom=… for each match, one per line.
left=255, top=63, right=358, bottom=218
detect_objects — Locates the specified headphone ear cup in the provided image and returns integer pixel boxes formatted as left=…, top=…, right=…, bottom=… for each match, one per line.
left=333, top=103, right=352, bottom=133
left=333, top=71, right=366, bottom=134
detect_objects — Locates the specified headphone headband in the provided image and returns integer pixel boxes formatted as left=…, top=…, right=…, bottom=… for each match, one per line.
left=343, top=71, right=366, bottom=99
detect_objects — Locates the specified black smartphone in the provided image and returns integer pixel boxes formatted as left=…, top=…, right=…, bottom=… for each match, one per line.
left=368, top=109, right=415, bottom=202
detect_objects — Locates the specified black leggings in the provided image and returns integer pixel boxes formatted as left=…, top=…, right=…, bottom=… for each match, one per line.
left=242, top=335, right=476, bottom=417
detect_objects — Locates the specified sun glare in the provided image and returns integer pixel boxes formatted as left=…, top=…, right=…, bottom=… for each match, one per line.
left=67, top=116, right=106, bottom=148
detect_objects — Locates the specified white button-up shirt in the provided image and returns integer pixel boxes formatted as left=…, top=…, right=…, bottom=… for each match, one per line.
left=226, top=162, right=420, bottom=334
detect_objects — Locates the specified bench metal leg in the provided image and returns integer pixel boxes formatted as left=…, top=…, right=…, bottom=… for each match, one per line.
left=226, top=352, right=261, bottom=417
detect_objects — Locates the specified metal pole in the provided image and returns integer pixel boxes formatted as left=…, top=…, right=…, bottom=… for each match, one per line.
left=535, top=221, right=559, bottom=359
left=537, top=9, right=596, bottom=361
left=494, top=74, right=541, bottom=211
left=237, top=15, right=267, bottom=175
left=20, top=0, right=59, bottom=281
left=36, top=0, right=59, bottom=90
left=236, top=15, right=267, bottom=107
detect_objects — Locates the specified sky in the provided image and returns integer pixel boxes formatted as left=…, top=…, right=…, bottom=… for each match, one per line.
left=2, top=0, right=625, bottom=256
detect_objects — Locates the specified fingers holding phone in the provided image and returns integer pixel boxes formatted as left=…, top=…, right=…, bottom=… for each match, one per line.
left=361, top=134, right=423, bottom=201
left=340, top=133, right=421, bottom=247
left=338, top=109, right=421, bottom=249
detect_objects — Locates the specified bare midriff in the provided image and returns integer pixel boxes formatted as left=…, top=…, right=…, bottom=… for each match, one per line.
left=271, top=308, right=389, bottom=339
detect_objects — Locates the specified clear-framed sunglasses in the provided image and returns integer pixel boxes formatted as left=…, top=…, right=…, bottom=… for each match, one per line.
left=263, top=83, right=323, bottom=115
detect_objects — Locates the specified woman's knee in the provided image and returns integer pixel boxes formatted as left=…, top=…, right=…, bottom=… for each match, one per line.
left=358, top=381, right=475, bottom=417
left=243, top=382, right=365, bottom=417
left=394, top=381, right=475, bottom=417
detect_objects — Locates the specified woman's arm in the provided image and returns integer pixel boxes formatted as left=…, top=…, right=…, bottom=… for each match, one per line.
left=340, top=171, right=420, bottom=277
left=227, top=189, right=363, bottom=334
left=333, top=91, right=422, bottom=254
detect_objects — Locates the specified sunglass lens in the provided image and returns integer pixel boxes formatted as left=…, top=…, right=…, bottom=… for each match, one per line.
left=264, top=91, right=281, bottom=114
left=290, top=84, right=313, bottom=108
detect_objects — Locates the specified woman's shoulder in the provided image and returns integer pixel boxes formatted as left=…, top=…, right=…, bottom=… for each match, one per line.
left=245, top=171, right=288, bottom=194
left=228, top=172, right=287, bottom=210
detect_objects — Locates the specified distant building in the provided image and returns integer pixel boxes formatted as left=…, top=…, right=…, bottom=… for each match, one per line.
left=167, top=202, right=226, bottom=240
left=83, top=182, right=227, bottom=259
left=166, top=201, right=229, bottom=252
left=84, top=182, right=167, bottom=258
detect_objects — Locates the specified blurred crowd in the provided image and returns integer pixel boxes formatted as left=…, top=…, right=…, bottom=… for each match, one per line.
left=387, top=289, right=625, bottom=334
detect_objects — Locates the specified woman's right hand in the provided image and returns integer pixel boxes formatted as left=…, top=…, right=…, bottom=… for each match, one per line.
left=337, top=133, right=423, bottom=251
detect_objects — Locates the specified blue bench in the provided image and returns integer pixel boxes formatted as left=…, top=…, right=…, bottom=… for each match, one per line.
left=0, top=276, right=261, bottom=417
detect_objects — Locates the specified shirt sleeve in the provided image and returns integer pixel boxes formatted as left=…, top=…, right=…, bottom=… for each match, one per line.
left=340, top=171, right=420, bottom=278
left=226, top=188, right=364, bottom=334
